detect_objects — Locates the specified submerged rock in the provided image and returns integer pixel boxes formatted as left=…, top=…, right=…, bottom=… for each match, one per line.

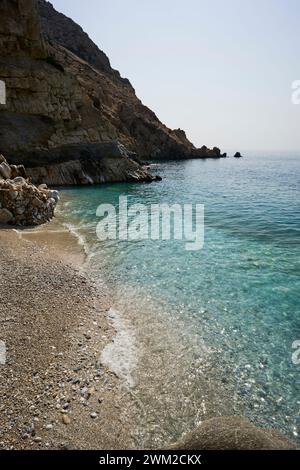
left=0, top=156, right=59, bottom=226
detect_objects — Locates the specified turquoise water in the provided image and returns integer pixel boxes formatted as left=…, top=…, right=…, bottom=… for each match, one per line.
left=58, top=153, right=300, bottom=447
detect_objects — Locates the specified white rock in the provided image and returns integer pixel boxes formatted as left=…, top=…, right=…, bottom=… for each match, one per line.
left=48, top=190, right=60, bottom=202
left=0, top=162, right=11, bottom=179
left=12, top=177, right=26, bottom=185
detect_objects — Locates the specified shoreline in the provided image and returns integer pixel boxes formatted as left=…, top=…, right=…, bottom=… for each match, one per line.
left=0, top=227, right=136, bottom=450
left=0, top=225, right=297, bottom=450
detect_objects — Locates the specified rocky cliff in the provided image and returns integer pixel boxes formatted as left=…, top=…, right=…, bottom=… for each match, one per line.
left=0, top=0, right=225, bottom=186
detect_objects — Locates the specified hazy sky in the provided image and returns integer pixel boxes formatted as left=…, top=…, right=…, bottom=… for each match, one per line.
left=51, top=0, right=300, bottom=152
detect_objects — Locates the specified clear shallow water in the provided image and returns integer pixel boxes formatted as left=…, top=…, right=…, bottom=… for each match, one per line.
left=58, top=153, right=300, bottom=447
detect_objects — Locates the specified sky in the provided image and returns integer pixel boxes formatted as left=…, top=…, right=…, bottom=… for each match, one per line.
left=51, top=0, right=300, bottom=152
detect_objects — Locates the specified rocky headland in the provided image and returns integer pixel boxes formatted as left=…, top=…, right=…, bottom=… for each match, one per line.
left=0, top=0, right=228, bottom=188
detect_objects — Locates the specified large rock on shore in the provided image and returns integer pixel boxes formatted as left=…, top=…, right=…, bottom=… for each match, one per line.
left=171, top=416, right=296, bottom=450
left=0, top=156, right=58, bottom=226
left=0, top=0, right=229, bottom=187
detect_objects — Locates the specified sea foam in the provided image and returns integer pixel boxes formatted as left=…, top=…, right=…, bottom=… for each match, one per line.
left=100, top=308, right=138, bottom=388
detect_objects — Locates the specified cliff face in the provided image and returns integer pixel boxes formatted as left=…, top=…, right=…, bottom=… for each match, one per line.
left=37, top=0, right=224, bottom=160
left=0, top=0, right=45, bottom=59
left=38, top=0, right=123, bottom=81
left=0, top=0, right=224, bottom=185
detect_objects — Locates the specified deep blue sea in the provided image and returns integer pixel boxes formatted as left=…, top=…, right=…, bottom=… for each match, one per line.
left=57, top=153, right=300, bottom=447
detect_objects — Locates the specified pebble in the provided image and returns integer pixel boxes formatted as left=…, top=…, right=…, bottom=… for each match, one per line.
left=0, top=218, right=120, bottom=450
left=25, top=424, right=35, bottom=436
left=62, top=415, right=71, bottom=425
left=80, top=386, right=88, bottom=398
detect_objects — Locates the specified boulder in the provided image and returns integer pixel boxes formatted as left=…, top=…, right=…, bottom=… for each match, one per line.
left=47, top=189, right=60, bottom=202
left=0, top=208, right=13, bottom=224
left=12, top=176, right=26, bottom=185
left=170, top=416, right=296, bottom=450
left=212, top=147, right=221, bottom=157
left=234, top=152, right=243, bottom=158
left=0, top=157, right=59, bottom=226
left=0, top=161, right=12, bottom=179
left=10, top=164, right=27, bottom=179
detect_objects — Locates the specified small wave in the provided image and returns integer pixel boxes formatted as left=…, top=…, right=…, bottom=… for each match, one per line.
left=100, top=308, right=138, bottom=388
left=63, top=222, right=90, bottom=257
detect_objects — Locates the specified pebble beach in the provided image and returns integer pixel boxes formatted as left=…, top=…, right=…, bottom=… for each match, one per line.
left=0, top=229, right=135, bottom=450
